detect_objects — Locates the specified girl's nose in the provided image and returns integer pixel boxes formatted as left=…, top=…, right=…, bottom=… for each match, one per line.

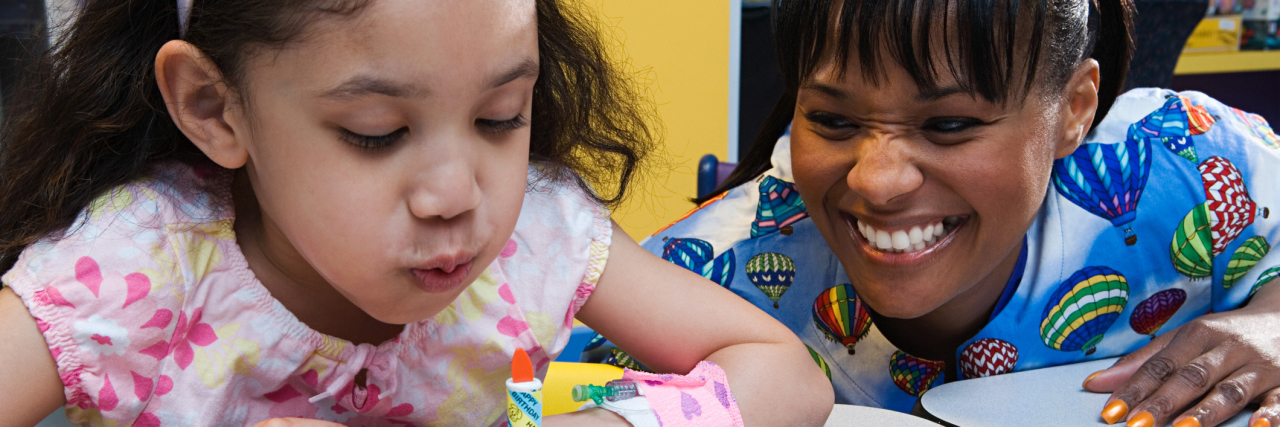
left=846, top=132, right=923, bottom=206
left=407, top=140, right=483, bottom=221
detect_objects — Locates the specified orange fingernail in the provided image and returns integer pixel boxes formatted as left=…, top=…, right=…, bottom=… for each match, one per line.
left=1102, top=400, right=1129, bottom=424
left=1127, top=411, right=1154, bottom=427
left=1173, top=417, right=1201, bottom=427
left=1084, top=371, right=1103, bottom=388
left=1253, top=419, right=1271, bottom=427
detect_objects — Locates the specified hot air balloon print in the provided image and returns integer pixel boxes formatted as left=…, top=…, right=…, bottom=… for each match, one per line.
left=806, top=345, right=833, bottom=381
left=661, top=238, right=735, bottom=288
left=1232, top=107, right=1280, bottom=149
left=959, top=338, right=1019, bottom=379
left=746, top=252, right=796, bottom=308
left=752, top=176, right=809, bottom=237
left=603, top=348, right=650, bottom=372
left=813, top=284, right=873, bottom=355
left=1129, top=289, right=1187, bottom=338
left=1225, top=237, right=1270, bottom=289
left=1200, top=157, right=1270, bottom=255
left=1128, top=95, right=1215, bottom=163
left=1041, top=266, right=1130, bottom=355
left=1171, top=203, right=1215, bottom=279
left=1052, top=136, right=1152, bottom=245
left=1250, top=266, right=1280, bottom=299
left=889, top=351, right=945, bottom=397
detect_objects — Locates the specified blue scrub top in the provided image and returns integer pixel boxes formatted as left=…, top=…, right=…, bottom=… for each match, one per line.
left=585, top=88, right=1280, bottom=412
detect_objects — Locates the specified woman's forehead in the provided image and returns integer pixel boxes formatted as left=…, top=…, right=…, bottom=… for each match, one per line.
left=792, top=0, right=1073, bottom=103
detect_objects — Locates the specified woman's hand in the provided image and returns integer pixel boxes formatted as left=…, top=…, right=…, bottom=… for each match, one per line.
left=1083, top=281, right=1280, bottom=427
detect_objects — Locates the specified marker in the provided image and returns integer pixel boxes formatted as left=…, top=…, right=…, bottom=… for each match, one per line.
left=570, top=379, right=640, bottom=405
left=507, top=348, right=543, bottom=427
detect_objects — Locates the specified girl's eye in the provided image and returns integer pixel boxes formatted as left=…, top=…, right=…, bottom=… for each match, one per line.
left=923, top=117, right=984, bottom=133
left=805, top=112, right=857, bottom=131
left=341, top=127, right=409, bottom=149
left=476, top=114, right=528, bottom=134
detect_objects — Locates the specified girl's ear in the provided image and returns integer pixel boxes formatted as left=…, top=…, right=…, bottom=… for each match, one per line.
left=1055, top=59, right=1102, bottom=159
left=154, top=40, right=249, bottom=169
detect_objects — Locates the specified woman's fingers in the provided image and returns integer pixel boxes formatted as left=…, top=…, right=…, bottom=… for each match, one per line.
left=1086, top=326, right=1181, bottom=393
left=1172, top=368, right=1263, bottom=427
left=1098, top=324, right=1209, bottom=424
left=1251, top=388, right=1280, bottom=427
left=1119, top=349, right=1234, bottom=426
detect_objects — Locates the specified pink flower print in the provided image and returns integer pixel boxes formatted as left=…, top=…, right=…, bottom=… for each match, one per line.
left=328, top=381, right=415, bottom=419
left=501, top=239, right=519, bottom=258
left=122, top=272, right=151, bottom=309
left=169, top=308, right=217, bottom=369
left=98, top=373, right=119, bottom=411
left=72, top=314, right=130, bottom=356
left=134, top=413, right=161, bottom=427
left=139, top=308, right=217, bottom=369
left=75, top=256, right=102, bottom=298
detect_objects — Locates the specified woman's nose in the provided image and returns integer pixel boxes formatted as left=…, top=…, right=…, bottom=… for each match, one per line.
left=846, top=132, right=924, bottom=206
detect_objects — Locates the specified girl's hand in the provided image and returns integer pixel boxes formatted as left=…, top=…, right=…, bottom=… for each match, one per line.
left=576, top=221, right=834, bottom=426
left=1083, top=280, right=1280, bottom=427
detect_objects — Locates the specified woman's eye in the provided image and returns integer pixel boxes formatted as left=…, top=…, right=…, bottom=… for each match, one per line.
left=476, top=115, right=528, bottom=134
left=805, top=112, right=858, bottom=131
left=340, top=127, right=408, bottom=149
left=923, top=117, right=983, bottom=133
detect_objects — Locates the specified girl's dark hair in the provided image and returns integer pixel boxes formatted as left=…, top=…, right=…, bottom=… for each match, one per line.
left=699, top=0, right=1134, bottom=203
left=0, top=0, right=654, bottom=273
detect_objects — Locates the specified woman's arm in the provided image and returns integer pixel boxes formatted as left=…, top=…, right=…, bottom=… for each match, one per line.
left=570, top=221, right=834, bottom=426
left=0, top=287, right=67, bottom=426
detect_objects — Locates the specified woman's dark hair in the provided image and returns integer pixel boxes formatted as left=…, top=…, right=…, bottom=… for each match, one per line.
left=0, top=0, right=654, bottom=273
left=698, top=0, right=1134, bottom=203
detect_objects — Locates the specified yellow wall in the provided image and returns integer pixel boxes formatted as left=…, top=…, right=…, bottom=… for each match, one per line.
left=581, top=0, right=732, bottom=239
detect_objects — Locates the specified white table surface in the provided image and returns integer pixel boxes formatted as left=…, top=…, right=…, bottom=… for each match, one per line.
left=824, top=403, right=941, bottom=426
left=919, top=358, right=1253, bottom=426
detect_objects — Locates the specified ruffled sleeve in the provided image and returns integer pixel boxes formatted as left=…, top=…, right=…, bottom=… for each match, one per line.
left=494, top=167, right=613, bottom=360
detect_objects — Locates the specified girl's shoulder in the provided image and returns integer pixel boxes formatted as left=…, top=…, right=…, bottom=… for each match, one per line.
left=0, top=161, right=248, bottom=416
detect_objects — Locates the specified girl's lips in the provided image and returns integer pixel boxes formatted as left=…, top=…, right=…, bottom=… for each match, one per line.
left=411, top=260, right=474, bottom=293
left=841, top=213, right=967, bottom=266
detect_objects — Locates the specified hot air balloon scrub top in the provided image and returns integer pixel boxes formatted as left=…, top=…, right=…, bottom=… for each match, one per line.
left=589, top=88, right=1280, bottom=413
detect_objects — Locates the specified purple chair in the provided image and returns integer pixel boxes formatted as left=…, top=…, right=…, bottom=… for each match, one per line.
left=697, top=154, right=738, bottom=199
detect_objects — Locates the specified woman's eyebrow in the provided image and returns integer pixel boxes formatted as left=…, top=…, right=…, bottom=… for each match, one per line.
left=800, top=82, right=848, bottom=100
left=915, top=86, right=966, bottom=102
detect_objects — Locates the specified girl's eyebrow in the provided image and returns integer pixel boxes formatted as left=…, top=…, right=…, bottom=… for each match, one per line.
left=320, top=76, right=427, bottom=100
left=487, top=58, right=540, bottom=89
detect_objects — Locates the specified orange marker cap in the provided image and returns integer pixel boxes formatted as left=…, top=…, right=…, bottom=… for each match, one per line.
left=512, top=348, right=534, bottom=383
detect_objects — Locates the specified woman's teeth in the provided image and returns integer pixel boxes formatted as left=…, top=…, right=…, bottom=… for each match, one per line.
left=857, top=217, right=959, bottom=253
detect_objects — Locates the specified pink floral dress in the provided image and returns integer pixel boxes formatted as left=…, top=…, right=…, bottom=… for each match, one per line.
left=4, top=162, right=610, bottom=426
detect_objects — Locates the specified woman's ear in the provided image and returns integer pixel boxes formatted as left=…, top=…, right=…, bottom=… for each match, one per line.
left=154, top=40, right=249, bottom=169
left=1055, top=59, right=1102, bottom=159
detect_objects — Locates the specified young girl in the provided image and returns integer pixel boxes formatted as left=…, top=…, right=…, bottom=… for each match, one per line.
left=633, top=0, right=1280, bottom=426
left=0, top=0, right=833, bottom=425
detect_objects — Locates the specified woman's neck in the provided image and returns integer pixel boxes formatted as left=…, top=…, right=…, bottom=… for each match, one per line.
left=231, top=171, right=403, bottom=346
left=869, top=240, right=1023, bottom=379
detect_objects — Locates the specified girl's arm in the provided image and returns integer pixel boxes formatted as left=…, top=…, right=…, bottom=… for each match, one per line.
left=0, top=287, right=67, bottom=426
left=568, top=221, right=834, bottom=426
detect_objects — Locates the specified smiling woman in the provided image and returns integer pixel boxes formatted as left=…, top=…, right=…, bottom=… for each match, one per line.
left=633, top=0, right=1280, bottom=426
